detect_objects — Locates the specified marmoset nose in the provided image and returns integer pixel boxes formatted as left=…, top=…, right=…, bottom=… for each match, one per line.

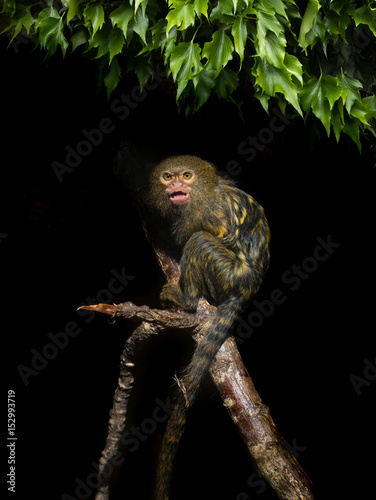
left=171, top=176, right=183, bottom=187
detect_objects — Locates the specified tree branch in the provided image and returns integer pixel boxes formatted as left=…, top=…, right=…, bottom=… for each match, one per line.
left=212, top=337, right=315, bottom=500
left=82, top=299, right=315, bottom=500
left=83, top=144, right=316, bottom=499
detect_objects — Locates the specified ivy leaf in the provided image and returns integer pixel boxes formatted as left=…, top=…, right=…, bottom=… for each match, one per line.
left=135, top=59, right=154, bottom=90
left=323, top=10, right=350, bottom=41
left=90, top=22, right=125, bottom=63
left=363, top=95, right=376, bottom=123
left=134, top=0, right=148, bottom=15
left=83, top=3, right=104, bottom=36
left=299, top=75, right=343, bottom=135
left=255, top=0, right=289, bottom=20
left=337, top=74, right=363, bottom=114
left=258, top=30, right=286, bottom=69
left=66, top=0, right=86, bottom=23
left=284, top=54, right=303, bottom=87
left=166, top=0, right=195, bottom=34
left=214, top=67, right=239, bottom=100
left=104, top=56, right=121, bottom=99
left=350, top=4, right=376, bottom=37
left=331, top=101, right=344, bottom=143
left=194, top=0, right=210, bottom=19
left=319, top=75, right=343, bottom=110
left=34, top=7, right=68, bottom=57
left=231, top=16, right=248, bottom=65
left=218, top=0, right=236, bottom=16
left=1, top=0, right=17, bottom=17
left=254, top=57, right=302, bottom=116
left=170, top=41, right=202, bottom=99
left=109, top=3, right=134, bottom=39
left=256, top=8, right=284, bottom=38
left=163, top=25, right=178, bottom=66
left=350, top=101, right=369, bottom=126
left=71, top=28, right=89, bottom=51
left=343, top=114, right=361, bottom=152
left=193, top=68, right=216, bottom=109
left=298, top=0, right=321, bottom=52
left=202, top=29, right=234, bottom=77
left=1, top=3, right=34, bottom=44
left=301, top=11, right=327, bottom=51
left=328, top=0, right=346, bottom=16
left=131, top=6, right=149, bottom=44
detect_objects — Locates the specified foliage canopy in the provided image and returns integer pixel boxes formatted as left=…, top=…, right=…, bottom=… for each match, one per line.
left=1, top=0, right=376, bottom=149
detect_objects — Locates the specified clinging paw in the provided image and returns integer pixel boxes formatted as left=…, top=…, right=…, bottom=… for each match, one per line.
left=160, top=283, right=184, bottom=309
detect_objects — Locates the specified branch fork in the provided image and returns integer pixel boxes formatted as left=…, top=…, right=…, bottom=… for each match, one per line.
left=79, top=297, right=315, bottom=500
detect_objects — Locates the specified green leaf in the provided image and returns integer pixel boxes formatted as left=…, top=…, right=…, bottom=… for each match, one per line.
left=193, top=68, right=216, bottom=109
left=256, top=9, right=284, bottom=38
left=71, top=28, right=88, bottom=51
left=284, top=54, right=303, bottom=87
left=131, top=6, right=149, bottom=44
left=321, top=75, right=343, bottom=110
left=89, top=22, right=125, bottom=63
left=231, top=17, right=247, bottom=65
left=255, top=0, right=289, bottom=20
left=254, top=57, right=302, bottom=116
left=194, top=0, right=210, bottom=19
left=170, top=41, right=202, bottom=99
left=350, top=101, right=369, bottom=126
left=254, top=89, right=270, bottom=113
left=66, top=0, right=86, bottom=23
left=298, top=0, right=321, bottom=52
left=301, top=11, right=327, bottom=51
left=214, top=67, right=239, bottom=100
left=34, top=7, right=69, bottom=57
left=218, top=0, right=236, bottom=16
left=323, top=10, right=350, bottom=41
left=202, top=29, right=234, bottom=78
left=299, top=75, right=343, bottom=135
left=1, top=0, right=16, bottom=17
left=135, top=59, right=154, bottom=90
left=83, top=3, right=104, bottom=36
left=363, top=95, right=376, bottom=123
left=350, top=4, right=376, bottom=37
left=134, top=0, right=148, bottom=15
left=343, top=114, right=361, bottom=152
left=337, top=73, right=363, bottom=114
left=104, top=57, right=121, bottom=98
left=109, top=3, right=134, bottom=38
left=166, top=0, right=195, bottom=34
left=209, top=5, right=237, bottom=24
left=331, top=101, right=344, bottom=143
left=163, top=25, right=178, bottom=65
left=1, top=3, right=34, bottom=43
left=328, top=0, right=346, bottom=16
left=258, top=30, right=286, bottom=69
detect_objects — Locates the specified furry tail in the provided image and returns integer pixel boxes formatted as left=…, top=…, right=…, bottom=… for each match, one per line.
left=156, top=298, right=242, bottom=500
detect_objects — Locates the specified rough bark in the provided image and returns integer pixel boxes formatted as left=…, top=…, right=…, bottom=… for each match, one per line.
left=79, top=298, right=315, bottom=500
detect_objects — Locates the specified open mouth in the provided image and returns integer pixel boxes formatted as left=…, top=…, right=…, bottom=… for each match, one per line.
left=169, top=191, right=190, bottom=204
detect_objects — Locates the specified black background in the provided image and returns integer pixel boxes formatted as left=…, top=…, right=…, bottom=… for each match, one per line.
left=2, top=34, right=375, bottom=500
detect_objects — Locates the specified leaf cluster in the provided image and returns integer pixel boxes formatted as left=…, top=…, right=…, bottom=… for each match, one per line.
left=1, top=0, right=376, bottom=148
